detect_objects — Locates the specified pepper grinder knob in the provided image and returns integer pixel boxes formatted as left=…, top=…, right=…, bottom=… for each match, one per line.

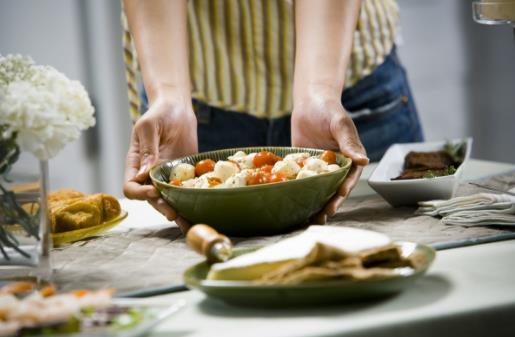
left=186, top=224, right=232, bottom=263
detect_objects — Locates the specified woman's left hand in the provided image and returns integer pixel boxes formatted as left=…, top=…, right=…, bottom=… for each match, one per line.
left=291, top=87, right=369, bottom=224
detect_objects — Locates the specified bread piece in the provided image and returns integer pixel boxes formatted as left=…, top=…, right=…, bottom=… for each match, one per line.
left=49, top=192, right=121, bottom=233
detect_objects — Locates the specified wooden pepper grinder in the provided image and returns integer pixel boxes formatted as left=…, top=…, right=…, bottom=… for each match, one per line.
left=186, top=224, right=233, bottom=263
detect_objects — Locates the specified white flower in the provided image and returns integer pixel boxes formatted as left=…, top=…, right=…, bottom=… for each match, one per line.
left=0, top=55, right=95, bottom=160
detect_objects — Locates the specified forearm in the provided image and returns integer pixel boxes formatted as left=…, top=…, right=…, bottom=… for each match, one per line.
left=124, top=0, right=191, bottom=103
left=293, top=0, right=361, bottom=103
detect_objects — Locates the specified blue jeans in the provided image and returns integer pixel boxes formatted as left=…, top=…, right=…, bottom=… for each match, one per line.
left=141, top=47, right=423, bottom=162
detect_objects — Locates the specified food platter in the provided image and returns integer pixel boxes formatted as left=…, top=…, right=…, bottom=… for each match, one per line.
left=183, top=241, right=436, bottom=307
left=368, top=138, right=472, bottom=206
left=51, top=210, right=128, bottom=247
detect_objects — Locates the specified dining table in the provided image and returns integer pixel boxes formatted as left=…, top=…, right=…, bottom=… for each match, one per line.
left=116, top=158, right=515, bottom=337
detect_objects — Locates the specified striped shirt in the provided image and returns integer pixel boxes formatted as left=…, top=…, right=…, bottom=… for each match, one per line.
left=122, top=0, right=400, bottom=122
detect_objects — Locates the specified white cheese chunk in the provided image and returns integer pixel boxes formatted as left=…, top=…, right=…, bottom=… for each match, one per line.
left=170, top=163, right=195, bottom=181
left=213, top=161, right=240, bottom=182
left=303, top=158, right=328, bottom=173
left=284, top=152, right=310, bottom=162
left=272, top=160, right=300, bottom=179
left=296, top=169, right=317, bottom=179
left=327, top=164, right=341, bottom=172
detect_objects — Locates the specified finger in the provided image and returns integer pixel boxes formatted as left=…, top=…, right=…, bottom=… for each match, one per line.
left=135, top=118, right=160, bottom=174
left=338, top=164, right=364, bottom=198
left=124, top=138, right=142, bottom=184
left=311, top=212, right=327, bottom=225
left=332, top=115, right=369, bottom=166
left=147, top=197, right=177, bottom=220
left=124, top=138, right=161, bottom=200
left=175, top=216, right=192, bottom=234
left=323, top=195, right=346, bottom=217
left=319, top=164, right=364, bottom=218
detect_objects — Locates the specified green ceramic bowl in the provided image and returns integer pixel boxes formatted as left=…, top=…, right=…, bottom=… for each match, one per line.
left=183, top=242, right=436, bottom=307
left=150, top=147, right=352, bottom=236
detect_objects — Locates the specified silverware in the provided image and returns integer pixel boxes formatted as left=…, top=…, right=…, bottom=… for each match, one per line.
left=468, top=182, right=515, bottom=197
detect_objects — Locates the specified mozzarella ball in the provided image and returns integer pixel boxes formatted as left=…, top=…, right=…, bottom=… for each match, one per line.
left=170, top=163, right=195, bottom=181
left=194, top=172, right=222, bottom=188
left=272, top=160, right=300, bottom=179
left=326, top=164, right=341, bottom=172
left=303, top=158, right=328, bottom=173
left=213, top=161, right=240, bottom=182
left=228, top=151, right=255, bottom=169
left=181, top=178, right=197, bottom=188
left=223, top=170, right=250, bottom=188
left=228, top=151, right=247, bottom=159
left=284, top=152, right=310, bottom=162
left=296, top=169, right=318, bottom=179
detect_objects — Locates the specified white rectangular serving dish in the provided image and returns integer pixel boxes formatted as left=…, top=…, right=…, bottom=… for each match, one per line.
left=368, top=138, right=472, bottom=207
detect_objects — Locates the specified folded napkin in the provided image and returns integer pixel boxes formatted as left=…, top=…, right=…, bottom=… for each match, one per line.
left=208, top=227, right=427, bottom=285
left=416, top=188, right=515, bottom=226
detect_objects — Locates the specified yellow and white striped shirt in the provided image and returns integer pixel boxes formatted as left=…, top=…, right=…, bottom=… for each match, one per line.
left=122, top=0, right=399, bottom=122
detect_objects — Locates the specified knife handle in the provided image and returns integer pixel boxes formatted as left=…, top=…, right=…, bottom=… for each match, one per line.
left=186, top=224, right=232, bottom=263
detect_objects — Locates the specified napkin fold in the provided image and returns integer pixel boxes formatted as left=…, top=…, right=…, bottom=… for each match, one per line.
left=416, top=189, right=515, bottom=226
left=207, top=226, right=392, bottom=281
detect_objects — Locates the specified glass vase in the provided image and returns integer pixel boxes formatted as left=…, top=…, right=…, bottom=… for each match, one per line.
left=0, top=159, right=52, bottom=282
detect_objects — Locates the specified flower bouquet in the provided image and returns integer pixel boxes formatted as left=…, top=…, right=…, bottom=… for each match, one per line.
left=0, top=55, right=95, bottom=279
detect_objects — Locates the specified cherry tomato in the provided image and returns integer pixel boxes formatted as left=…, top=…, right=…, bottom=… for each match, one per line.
left=170, top=179, right=182, bottom=186
left=253, top=151, right=281, bottom=168
left=320, top=150, right=337, bottom=164
left=260, top=164, right=273, bottom=174
left=246, top=171, right=269, bottom=185
left=195, top=159, right=215, bottom=176
left=268, top=173, right=288, bottom=183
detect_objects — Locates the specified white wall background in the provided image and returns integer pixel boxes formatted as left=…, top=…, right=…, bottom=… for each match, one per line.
left=397, top=0, right=515, bottom=161
left=1, top=0, right=514, bottom=197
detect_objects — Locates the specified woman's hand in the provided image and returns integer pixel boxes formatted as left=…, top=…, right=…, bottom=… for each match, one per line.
left=123, top=91, right=197, bottom=232
left=291, top=86, right=369, bottom=224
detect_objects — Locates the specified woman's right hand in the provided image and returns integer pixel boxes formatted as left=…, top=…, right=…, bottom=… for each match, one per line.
left=123, top=90, right=197, bottom=230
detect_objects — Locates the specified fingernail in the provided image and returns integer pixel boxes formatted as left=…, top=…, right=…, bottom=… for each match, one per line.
left=137, top=163, right=148, bottom=176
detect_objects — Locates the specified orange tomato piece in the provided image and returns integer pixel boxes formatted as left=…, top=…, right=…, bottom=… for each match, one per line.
left=207, top=177, right=222, bottom=187
left=320, top=150, right=337, bottom=164
left=39, top=285, right=56, bottom=297
left=268, top=173, right=288, bottom=183
left=260, top=165, right=273, bottom=173
left=71, top=289, right=89, bottom=298
left=246, top=170, right=269, bottom=185
left=252, top=151, right=281, bottom=168
left=195, top=159, right=215, bottom=177
left=170, top=179, right=182, bottom=186
left=0, top=281, right=34, bottom=295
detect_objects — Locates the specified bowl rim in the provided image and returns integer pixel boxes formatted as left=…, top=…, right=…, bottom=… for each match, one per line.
left=368, top=137, right=473, bottom=185
left=150, top=146, right=353, bottom=193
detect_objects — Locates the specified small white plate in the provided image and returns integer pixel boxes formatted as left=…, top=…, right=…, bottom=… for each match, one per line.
left=368, top=138, right=472, bottom=207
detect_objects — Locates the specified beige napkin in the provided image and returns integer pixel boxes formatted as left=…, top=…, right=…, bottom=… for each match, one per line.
left=417, top=188, right=515, bottom=226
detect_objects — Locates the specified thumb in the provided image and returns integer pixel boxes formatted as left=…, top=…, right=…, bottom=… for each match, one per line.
left=333, top=116, right=369, bottom=166
left=135, top=119, right=160, bottom=177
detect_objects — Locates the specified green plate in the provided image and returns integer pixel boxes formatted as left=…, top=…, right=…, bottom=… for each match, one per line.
left=184, top=242, right=436, bottom=307
left=150, top=147, right=352, bottom=236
